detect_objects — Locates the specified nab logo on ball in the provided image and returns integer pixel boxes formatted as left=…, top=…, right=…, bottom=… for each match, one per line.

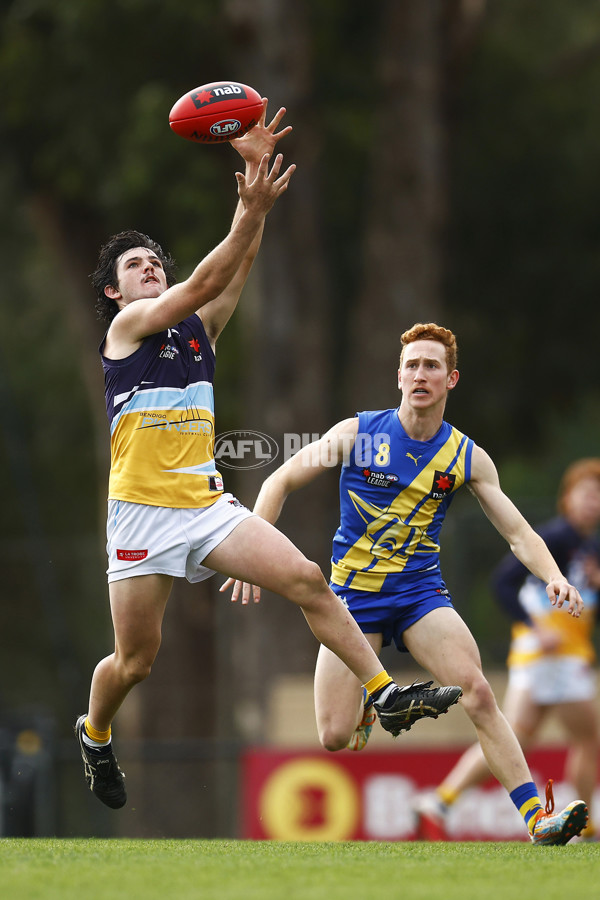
left=169, top=80, right=263, bottom=144
left=210, top=119, right=242, bottom=137
left=191, top=83, right=247, bottom=109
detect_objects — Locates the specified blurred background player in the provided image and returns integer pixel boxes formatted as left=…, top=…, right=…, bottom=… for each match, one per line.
left=414, top=458, right=600, bottom=841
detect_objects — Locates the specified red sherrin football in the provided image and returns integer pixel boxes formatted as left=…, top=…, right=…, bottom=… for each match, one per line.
left=169, top=81, right=262, bottom=143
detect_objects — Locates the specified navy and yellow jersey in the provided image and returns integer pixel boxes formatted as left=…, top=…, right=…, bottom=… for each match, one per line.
left=101, top=314, right=223, bottom=509
left=330, top=408, right=474, bottom=593
left=493, top=517, right=599, bottom=666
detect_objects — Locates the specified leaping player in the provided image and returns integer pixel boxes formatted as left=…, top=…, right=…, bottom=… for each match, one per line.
left=76, top=106, right=461, bottom=811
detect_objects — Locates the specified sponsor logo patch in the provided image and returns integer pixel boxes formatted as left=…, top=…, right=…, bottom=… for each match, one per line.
left=362, top=468, right=399, bottom=488
left=117, top=549, right=148, bottom=561
left=159, top=343, right=179, bottom=360
left=188, top=337, right=203, bottom=361
left=431, top=471, right=456, bottom=500
left=209, top=475, right=224, bottom=491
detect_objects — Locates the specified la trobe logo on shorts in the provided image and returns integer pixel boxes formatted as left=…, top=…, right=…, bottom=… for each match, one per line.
left=116, top=549, right=148, bottom=561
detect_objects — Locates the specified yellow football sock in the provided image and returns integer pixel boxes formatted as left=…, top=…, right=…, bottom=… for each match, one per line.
left=437, top=785, right=459, bottom=807
left=363, top=671, right=393, bottom=698
left=84, top=718, right=111, bottom=743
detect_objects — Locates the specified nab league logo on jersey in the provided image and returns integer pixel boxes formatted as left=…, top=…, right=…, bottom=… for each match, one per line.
left=362, top=468, right=399, bottom=488
left=431, top=470, right=456, bottom=500
left=159, top=342, right=179, bottom=360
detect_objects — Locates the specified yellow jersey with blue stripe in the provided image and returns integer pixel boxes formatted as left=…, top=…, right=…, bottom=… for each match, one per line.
left=101, top=314, right=223, bottom=509
left=331, top=409, right=473, bottom=592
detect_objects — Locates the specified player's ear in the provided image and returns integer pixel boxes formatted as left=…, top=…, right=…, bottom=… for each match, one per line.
left=104, top=284, right=121, bottom=300
left=447, top=369, right=459, bottom=390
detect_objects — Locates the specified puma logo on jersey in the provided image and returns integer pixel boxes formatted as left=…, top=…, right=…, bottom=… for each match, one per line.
left=406, top=452, right=422, bottom=465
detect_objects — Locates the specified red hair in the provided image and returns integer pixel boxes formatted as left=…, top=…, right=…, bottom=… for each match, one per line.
left=400, top=323, right=458, bottom=372
left=557, top=458, right=600, bottom=514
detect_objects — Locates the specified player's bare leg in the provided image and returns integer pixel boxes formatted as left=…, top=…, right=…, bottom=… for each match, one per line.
left=404, top=607, right=588, bottom=843
left=404, top=607, right=533, bottom=792
left=314, top=635, right=382, bottom=750
left=557, top=699, right=599, bottom=835
left=437, top=686, right=545, bottom=802
left=205, top=517, right=389, bottom=683
left=76, top=573, right=172, bottom=809
left=88, top=573, right=173, bottom=730
left=205, top=516, right=462, bottom=732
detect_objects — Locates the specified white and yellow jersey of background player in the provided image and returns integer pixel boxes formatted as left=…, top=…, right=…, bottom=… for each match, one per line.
left=499, top=514, right=599, bottom=705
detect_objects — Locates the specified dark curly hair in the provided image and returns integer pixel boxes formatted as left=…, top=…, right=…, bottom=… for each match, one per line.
left=90, top=230, right=177, bottom=323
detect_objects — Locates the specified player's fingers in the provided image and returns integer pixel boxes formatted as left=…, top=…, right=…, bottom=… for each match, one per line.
left=241, top=582, right=253, bottom=605
left=258, top=97, right=268, bottom=126
left=225, top=578, right=243, bottom=602
left=253, top=585, right=262, bottom=604
left=219, top=577, right=235, bottom=593
left=273, top=125, right=293, bottom=143
left=274, top=163, right=296, bottom=192
left=266, top=152, right=284, bottom=180
left=257, top=153, right=271, bottom=178
left=267, top=106, right=288, bottom=132
left=546, top=583, right=558, bottom=606
left=569, top=589, right=584, bottom=617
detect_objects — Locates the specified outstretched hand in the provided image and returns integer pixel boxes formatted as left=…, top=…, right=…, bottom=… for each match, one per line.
left=235, top=152, right=295, bottom=215
left=219, top=576, right=262, bottom=605
left=231, top=99, right=292, bottom=166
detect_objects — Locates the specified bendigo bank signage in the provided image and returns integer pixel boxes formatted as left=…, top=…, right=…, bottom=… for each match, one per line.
left=241, top=748, right=581, bottom=842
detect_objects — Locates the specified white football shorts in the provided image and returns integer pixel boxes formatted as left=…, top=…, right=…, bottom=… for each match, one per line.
left=508, top=655, right=596, bottom=705
left=106, top=492, right=254, bottom=583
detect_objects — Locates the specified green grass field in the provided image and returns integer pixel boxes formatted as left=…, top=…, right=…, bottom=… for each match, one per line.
left=2, top=838, right=598, bottom=900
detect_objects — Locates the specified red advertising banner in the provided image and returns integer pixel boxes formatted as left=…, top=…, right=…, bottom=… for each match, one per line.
left=241, top=747, right=585, bottom=841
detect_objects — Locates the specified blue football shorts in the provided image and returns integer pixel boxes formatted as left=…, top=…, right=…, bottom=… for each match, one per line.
left=330, top=570, right=455, bottom=652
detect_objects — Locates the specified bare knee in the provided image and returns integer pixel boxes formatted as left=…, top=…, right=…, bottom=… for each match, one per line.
left=321, top=734, right=348, bottom=753
left=116, top=642, right=160, bottom=687
left=318, top=721, right=351, bottom=753
left=287, top=560, right=329, bottom=608
left=460, top=673, right=498, bottom=724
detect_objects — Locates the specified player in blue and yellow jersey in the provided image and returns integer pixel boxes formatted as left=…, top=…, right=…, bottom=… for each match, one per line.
left=76, top=110, right=461, bottom=812
left=415, top=458, right=600, bottom=841
left=223, top=323, right=589, bottom=845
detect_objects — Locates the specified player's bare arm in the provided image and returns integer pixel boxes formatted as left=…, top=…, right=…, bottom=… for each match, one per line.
left=104, top=151, right=295, bottom=358
left=220, top=417, right=359, bottom=604
left=468, top=444, right=584, bottom=616
left=199, top=101, right=294, bottom=345
left=254, top=417, right=359, bottom=523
